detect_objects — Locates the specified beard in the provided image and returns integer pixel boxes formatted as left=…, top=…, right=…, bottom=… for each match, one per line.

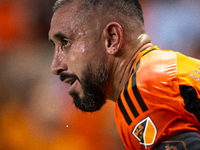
left=68, top=62, right=109, bottom=112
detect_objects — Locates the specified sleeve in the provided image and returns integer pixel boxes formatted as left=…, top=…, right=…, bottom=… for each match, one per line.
left=115, top=50, right=200, bottom=150
left=177, top=52, right=200, bottom=122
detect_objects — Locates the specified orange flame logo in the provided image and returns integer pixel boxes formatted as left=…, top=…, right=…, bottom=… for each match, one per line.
left=132, top=117, right=157, bottom=149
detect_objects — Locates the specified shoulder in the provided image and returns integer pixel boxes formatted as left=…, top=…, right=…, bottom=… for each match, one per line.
left=136, top=49, right=178, bottom=84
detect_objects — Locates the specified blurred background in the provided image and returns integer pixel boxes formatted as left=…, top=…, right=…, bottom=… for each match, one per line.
left=0, top=0, right=200, bottom=149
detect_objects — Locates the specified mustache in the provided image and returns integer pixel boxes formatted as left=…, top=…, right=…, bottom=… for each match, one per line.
left=59, top=73, right=79, bottom=82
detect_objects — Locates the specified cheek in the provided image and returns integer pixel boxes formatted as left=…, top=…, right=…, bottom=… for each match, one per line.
left=68, top=40, right=105, bottom=75
left=77, top=44, right=86, bottom=53
left=70, top=43, right=93, bottom=65
left=67, top=51, right=87, bottom=78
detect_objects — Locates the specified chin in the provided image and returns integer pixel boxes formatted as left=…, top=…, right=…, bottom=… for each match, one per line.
left=70, top=90, right=106, bottom=112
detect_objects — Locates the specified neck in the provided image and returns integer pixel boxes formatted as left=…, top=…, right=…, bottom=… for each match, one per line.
left=106, top=33, right=153, bottom=102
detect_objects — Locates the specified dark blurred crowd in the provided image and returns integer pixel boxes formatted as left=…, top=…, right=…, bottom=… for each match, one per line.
left=0, top=0, right=200, bottom=149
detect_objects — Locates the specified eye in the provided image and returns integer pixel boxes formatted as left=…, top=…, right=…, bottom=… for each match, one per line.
left=62, top=39, right=71, bottom=49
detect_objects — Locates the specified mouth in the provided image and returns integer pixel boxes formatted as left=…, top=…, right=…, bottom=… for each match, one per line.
left=59, top=73, right=79, bottom=86
left=63, top=78, right=77, bottom=85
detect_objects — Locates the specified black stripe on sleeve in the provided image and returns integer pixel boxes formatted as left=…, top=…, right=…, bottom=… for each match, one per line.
left=117, top=49, right=155, bottom=125
left=118, top=96, right=132, bottom=125
left=123, top=81, right=139, bottom=118
left=132, top=60, right=148, bottom=112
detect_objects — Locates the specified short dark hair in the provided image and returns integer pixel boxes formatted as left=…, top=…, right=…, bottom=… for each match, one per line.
left=53, top=0, right=144, bottom=24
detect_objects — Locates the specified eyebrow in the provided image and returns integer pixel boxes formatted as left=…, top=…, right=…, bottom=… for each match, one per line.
left=49, top=32, right=66, bottom=42
left=54, top=32, right=66, bottom=39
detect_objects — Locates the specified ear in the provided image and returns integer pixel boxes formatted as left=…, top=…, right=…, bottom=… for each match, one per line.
left=103, top=22, right=123, bottom=55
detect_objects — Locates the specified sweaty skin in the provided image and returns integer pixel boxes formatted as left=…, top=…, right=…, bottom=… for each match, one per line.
left=49, top=1, right=153, bottom=109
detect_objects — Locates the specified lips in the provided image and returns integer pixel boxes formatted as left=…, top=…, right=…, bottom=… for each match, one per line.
left=59, top=73, right=79, bottom=86
left=63, top=78, right=77, bottom=85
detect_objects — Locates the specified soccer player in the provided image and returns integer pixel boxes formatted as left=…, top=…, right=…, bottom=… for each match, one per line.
left=48, top=0, right=200, bottom=149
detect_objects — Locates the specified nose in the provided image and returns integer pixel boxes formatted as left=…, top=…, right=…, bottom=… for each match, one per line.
left=51, top=50, right=68, bottom=75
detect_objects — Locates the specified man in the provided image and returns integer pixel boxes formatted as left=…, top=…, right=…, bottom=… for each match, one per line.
left=48, top=0, right=200, bottom=149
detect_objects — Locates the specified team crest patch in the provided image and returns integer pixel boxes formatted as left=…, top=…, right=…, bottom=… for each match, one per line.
left=132, top=117, right=157, bottom=149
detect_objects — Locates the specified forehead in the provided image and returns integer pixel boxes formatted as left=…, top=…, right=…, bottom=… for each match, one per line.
left=49, top=1, right=83, bottom=38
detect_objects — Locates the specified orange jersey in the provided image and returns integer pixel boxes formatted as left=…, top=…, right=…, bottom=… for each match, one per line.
left=115, top=46, right=200, bottom=150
